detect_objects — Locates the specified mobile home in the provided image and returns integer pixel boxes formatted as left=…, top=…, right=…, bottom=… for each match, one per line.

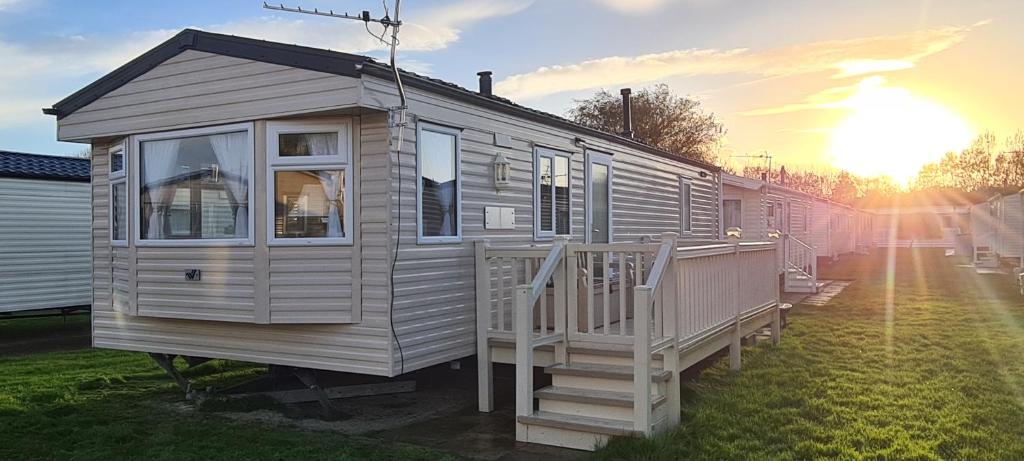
left=48, top=29, right=785, bottom=449
left=0, top=151, right=91, bottom=314
left=856, top=191, right=974, bottom=252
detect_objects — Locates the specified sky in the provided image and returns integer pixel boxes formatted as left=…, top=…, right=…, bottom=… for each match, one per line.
left=1, top=0, right=1021, bottom=183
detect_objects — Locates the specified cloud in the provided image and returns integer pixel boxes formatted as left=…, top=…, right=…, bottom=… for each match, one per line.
left=494, top=21, right=988, bottom=100
left=0, top=0, right=24, bottom=11
left=0, top=0, right=530, bottom=128
left=589, top=0, right=719, bottom=14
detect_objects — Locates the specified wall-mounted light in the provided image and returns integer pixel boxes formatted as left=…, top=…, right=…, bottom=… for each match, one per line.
left=699, top=171, right=709, bottom=178
left=493, top=152, right=511, bottom=190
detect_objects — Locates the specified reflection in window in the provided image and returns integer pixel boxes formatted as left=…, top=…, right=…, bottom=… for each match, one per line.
left=723, top=199, right=742, bottom=231
left=419, top=127, right=459, bottom=239
left=278, top=133, right=338, bottom=157
left=591, top=163, right=609, bottom=244
left=536, top=150, right=571, bottom=237
left=274, top=170, right=346, bottom=238
left=112, top=182, right=127, bottom=241
left=139, top=130, right=249, bottom=240
left=680, top=180, right=692, bottom=232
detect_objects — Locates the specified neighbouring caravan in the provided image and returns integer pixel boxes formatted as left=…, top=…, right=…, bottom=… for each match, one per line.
left=0, top=151, right=91, bottom=314
left=982, top=191, right=1024, bottom=265
left=48, top=30, right=789, bottom=449
left=720, top=172, right=767, bottom=240
left=765, top=183, right=819, bottom=292
left=856, top=191, right=975, bottom=251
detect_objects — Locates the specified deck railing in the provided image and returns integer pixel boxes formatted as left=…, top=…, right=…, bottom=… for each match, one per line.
left=475, top=234, right=778, bottom=433
left=784, top=235, right=817, bottom=280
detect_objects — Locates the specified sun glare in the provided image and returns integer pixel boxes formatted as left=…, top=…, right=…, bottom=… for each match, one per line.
left=828, top=77, right=974, bottom=184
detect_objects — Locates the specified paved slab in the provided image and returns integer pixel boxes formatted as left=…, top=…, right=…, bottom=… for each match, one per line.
left=800, top=281, right=853, bottom=306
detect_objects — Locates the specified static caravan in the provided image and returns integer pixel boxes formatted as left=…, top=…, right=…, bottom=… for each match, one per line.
left=991, top=192, right=1024, bottom=264
left=854, top=209, right=875, bottom=254
left=866, top=200, right=973, bottom=250
left=720, top=172, right=767, bottom=240
left=48, top=30, right=785, bottom=449
left=0, top=151, right=91, bottom=314
left=828, top=201, right=857, bottom=258
left=764, top=183, right=818, bottom=292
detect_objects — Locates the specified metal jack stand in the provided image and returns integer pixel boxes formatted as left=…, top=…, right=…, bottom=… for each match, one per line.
left=149, top=353, right=201, bottom=400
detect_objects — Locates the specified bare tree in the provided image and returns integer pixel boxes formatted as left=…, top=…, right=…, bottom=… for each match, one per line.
left=567, top=84, right=725, bottom=164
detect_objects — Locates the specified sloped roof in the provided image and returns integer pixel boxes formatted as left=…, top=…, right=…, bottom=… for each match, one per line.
left=46, top=29, right=717, bottom=172
left=0, top=150, right=90, bottom=182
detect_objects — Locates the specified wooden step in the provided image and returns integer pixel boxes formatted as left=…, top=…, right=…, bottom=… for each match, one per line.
left=518, top=411, right=644, bottom=438
left=534, top=386, right=666, bottom=409
left=545, top=363, right=672, bottom=382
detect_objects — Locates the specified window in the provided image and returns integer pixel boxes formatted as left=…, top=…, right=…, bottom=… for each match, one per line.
left=766, top=202, right=775, bottom=228
left=109, top=141, right=127, bottom=246
left=134, top=123, right=254, bottom=245
left=535, top=148, right=572, bottom=239
left=680, top=178, right=693, bottom=233
left=417, top=123, right=461, bottom=243
left=587, top=152, right=613, bottom=244
left=723, top=199, right=742, bottom=231
left=267, top=121, right=353, bottom=245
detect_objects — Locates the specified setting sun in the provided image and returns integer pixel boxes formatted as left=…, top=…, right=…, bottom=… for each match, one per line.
left=827, top=77, right=975, bottom=184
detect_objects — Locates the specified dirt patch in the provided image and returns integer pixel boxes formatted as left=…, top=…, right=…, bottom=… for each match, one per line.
left=0, top=313, right=91, bottom=357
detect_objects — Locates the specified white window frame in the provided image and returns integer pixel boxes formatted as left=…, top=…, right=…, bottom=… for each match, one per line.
left=109, top=140, right=128, bottom=247
left=266, top=120, right=354, bottom=246
left=416, top=122, right=463, bottom=244
left=132, top=122, right=256, bottom=247
left=585, top=151, right=614, bottom=244
left=534, top=147, right=573, bottom=240
left=680, top=177, right=693, bottom=234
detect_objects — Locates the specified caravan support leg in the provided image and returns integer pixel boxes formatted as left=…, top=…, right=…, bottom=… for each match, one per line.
left=149, top=353, right=195, bottom=398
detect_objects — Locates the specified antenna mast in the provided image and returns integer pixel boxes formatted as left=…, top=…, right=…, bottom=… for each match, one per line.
left=731, top=151, right=773, bottom=182
left=262, top=1, right=408, bottom=131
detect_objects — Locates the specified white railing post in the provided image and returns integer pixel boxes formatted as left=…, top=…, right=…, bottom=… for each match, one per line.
left=553, top=236, right=569, bottom=365
left=729, top=237, right=742, bottom=372
left=474, top=239, right=493, bottom=412
left=632, top=285, right=652, bottom=435
left=660, top=232, right=681, bottom=427
left=566, top=243, right=579, bottom=340
left=514, top=284, right=533, bottom=442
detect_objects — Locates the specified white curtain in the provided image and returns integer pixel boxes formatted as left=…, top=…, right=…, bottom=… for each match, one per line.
left=141, top=139, right=181, bottom=239
left=316, top=170, right=344, bottom=237
left=209, top=131, right=249, bottom=238
left=437, top=181, right=455, bottom=236
left=301, top=133, right=337, bottom=157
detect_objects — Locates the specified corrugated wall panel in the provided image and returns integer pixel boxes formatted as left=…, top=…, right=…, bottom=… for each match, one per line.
left=0, top=177, right=91, bottom=312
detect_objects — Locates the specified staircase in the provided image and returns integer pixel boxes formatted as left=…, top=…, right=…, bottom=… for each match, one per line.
left=783, top=235, right=820, bottom=293
left=518, top=354, right=676, bottom=450
left=974, top=246, right=999, bottom=268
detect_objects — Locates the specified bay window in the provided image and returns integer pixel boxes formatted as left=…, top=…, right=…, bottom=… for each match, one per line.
left=109, top=141, right=127, bottom=245
left=267, top=120, right=353, bottom=245
left=417, top=123, right=461, bottom=243
left=134, top=123, right=254, bottom=245
left=535, top=147, right=572, bottom=239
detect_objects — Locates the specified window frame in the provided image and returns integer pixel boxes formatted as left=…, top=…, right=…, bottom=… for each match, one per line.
left=415, top=122, right=463, bottom=244
left=585, top=151, right=614, bottom=244
left=533, top=146, right=574, bottom=241
left=680, top=177, right=693, bottom=234
left=266, top=120, right=354, bottom=246
left=132, top=122, right=256, bottom=247
left=109, top=141, right=128, bottom=247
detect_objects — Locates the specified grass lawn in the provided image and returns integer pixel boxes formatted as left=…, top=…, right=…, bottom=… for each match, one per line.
left=595, top=249, right=1024, bottom=460
left=0, top=316, right=452, bottom=461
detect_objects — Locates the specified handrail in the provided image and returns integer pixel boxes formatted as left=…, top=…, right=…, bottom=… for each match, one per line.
left=525, top=239, right=566, bottom=306
left=639, top=239, right=675, bottom=291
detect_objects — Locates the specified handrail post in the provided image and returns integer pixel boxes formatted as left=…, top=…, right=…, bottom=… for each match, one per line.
left=474, top=239, right=493, bottom=412
left=566, top=243, right=579, bottom=341
left=729, top=237, right=742, bottom=372
left=514, top=284, right=533, bottom=441
left=660, top=232, right=681, bottom=427
left=632, top=285, right=652, bottom=434
left=553, top=236, right=569, bottom=364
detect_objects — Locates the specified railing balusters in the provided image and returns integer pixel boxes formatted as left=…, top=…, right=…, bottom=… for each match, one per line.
left=586, top=251, right=595, bottom=334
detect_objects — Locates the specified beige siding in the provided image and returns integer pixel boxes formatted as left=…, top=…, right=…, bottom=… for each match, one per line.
left=366, top=77, right=720, bottom=374
left=0, top=177, right=91, bottom=312
left=87, top=98, right=394, bottom=374
left=59, top=51, right=361, bottom=141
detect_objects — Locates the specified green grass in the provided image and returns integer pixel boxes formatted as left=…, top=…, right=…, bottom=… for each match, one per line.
left=593, top=249, right=1024, bottom=460
left=0, top=316, right=451, bottom=461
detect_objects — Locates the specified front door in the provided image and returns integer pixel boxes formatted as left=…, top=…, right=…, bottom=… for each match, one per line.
left=586, top=152, right=613, bottom=243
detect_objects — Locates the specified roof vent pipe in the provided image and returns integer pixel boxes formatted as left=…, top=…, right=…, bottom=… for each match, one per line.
left=477, top=71, right=493, bottom=96
left=620, top=88, right=634, bottom=139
